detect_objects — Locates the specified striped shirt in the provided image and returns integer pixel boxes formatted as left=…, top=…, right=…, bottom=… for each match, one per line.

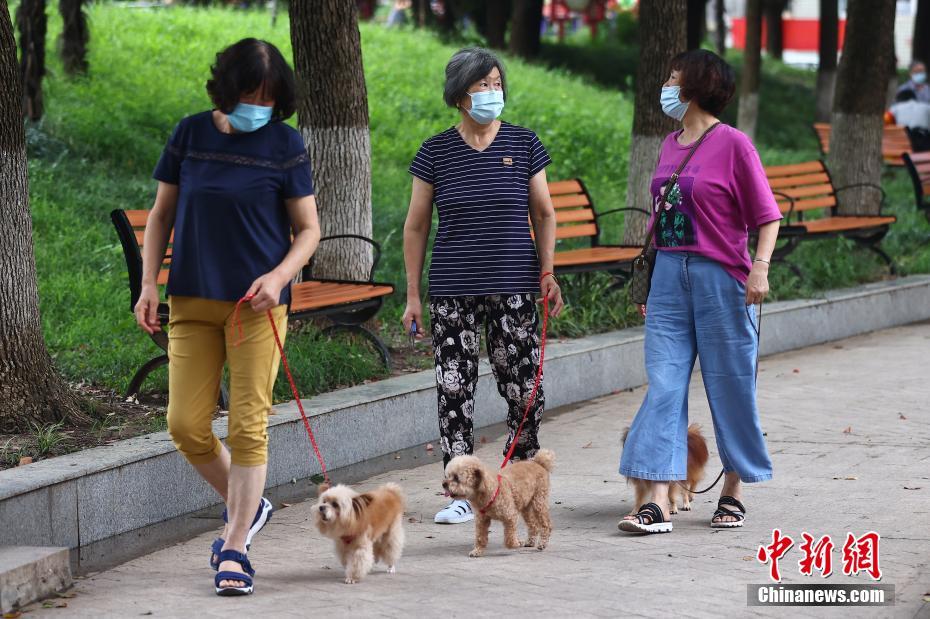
left=409, top=122, right=551, bottom=297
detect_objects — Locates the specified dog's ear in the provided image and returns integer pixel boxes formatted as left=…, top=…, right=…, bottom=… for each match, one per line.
left=317, top=482, right=331, bottom=494
left=472, top=466, right=483, bottom=485
left=351, top=493, right=374, bottom=516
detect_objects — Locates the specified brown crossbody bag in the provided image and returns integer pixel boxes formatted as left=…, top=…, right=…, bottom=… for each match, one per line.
left=629, top=122, right=720, bottom=306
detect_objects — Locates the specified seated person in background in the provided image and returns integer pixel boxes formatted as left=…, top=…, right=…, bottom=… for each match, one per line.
left=890, top=90, right=930, bottom=151
left=889, top=89, right=930, bottom=129
left=898, top=60, right=930, bottom=103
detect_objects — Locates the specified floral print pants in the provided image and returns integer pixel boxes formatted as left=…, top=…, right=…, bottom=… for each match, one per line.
left=429, top=294, right=544, bottom=467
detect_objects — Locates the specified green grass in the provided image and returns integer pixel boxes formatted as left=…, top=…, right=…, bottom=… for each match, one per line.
left=18, top=3, right=930, bottom=402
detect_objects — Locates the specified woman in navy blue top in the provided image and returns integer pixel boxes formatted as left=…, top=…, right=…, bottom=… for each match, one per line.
left=134, top=39, right=320, bottom=596
left=403, top=47, right=565, bottom=526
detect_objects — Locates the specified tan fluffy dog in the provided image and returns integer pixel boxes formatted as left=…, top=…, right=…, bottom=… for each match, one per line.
left=622, top=424, right=709, bottom=514
left=443, top=449, right=554, bottom=557
left=312, top=483, right=405, bottom=584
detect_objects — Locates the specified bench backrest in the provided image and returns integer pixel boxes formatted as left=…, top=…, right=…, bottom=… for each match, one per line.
left=812, top=122, right=911, bottom=165
left=110, top=209, right=172, bottom=311
left=903, top=151, right=930, bottom=208
left=546, top=179, right=599, bottom=243
left=764, top=160, right=836, bottom=217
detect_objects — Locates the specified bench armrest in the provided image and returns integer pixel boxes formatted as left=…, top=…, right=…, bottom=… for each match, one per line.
left=772, top=190, right=798, bottom=224
left=307, top=234, right=382, bottom=282
left=833, top=182, right=887, bottom=214
left=594, top=206, right=651, bottom=219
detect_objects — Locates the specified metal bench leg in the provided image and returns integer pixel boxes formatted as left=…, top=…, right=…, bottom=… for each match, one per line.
left=322, top=324, right=392, bottom=371
left=126, top=354, right=168, bottom=399
left=861, top=240, right=898, bottom=275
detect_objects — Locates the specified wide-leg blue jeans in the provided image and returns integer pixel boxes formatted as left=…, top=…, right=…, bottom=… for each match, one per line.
left=619, top=251, right=773, bottom=483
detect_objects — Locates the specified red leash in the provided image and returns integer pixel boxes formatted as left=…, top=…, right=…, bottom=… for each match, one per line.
left=479, top=275, right=552, bottom=515
left=232, top=295, right=330, bottom=485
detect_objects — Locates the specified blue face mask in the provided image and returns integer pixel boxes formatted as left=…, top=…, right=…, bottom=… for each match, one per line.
left=913, top=72, right=927, bottom=85
left=467, top=89, right=505, bottom=124
left=227, top=102, right=273, bottom=132
left=660, top=85, right=690, bottom=121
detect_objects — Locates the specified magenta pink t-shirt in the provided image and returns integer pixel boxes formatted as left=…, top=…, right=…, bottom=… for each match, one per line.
left=650, top=124, right=782, bottom=283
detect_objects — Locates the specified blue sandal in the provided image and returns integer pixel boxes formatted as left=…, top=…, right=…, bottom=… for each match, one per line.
left=214, top=550, right=255, bottom=596
left=209, top=497, right=274, bottom=570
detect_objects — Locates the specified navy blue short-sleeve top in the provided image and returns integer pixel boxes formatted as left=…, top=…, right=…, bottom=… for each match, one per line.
left=153, top=111, right=314, bottom=305
left=408, top=122, right=551, bottom=297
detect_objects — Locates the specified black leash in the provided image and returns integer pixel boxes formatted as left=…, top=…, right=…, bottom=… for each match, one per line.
left=675, top=301, right=763, bottom=496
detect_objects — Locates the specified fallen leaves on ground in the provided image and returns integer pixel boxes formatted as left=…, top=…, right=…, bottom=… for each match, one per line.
left=899, top=413, right=907, bottom=420
left=842, top=426, right=852, bottom=434
left=833, top=476, right=858, bottom=480
left=18, top=456, right=33, bottom=466
left=582, top=442, right=592, bottom=449
left=904, top=486, right=922, bottom=490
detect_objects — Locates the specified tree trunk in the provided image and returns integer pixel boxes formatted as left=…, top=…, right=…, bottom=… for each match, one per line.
left=714, top=0, right=726, bottom=56
left=509, top=0, right=543, bottom=59
left=289, top=0, right=373, bottom=281
left=622, top=0, right=687, bottom=246
left=15, top=0, right=46, bottom=121
left=58, top=0, right=88, bottom=76
left=914, top=0, right=930, bottom=65
left=815, top=0, right=838, bottom=122
left=763, top=0, right=785, bottom=60
left=737, top=0, right=762, bottom=141
left=686, top=0, right=706, bottom=50
left=485, top=0, right=508, bottom=49
left=0, top=3, right=85, bottom=433
left=830, top=0, right=895, bottom=216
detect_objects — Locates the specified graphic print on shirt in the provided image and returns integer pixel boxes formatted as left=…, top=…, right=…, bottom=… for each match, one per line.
left=651, top=175, right=696, bottom=247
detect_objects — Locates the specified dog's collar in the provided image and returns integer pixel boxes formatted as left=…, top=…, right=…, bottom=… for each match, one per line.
left=478, top=474, right=503, bottom=515
left=340, top=535, right=356, bottom=545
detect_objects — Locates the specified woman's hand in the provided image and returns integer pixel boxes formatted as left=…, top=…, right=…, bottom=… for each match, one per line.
left=402, top=297, right=425, bottom=340
left=746, top=260, right=770, bottom=305
left=134, top=284, right=162, bottom=334
left=540, top=274, right=565, bottom=317
left=245, top=271, right=288, bottom=312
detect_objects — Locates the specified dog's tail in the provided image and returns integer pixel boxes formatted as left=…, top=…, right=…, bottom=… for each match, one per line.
left=382, top=482, right=406, bottom=507
left=687, top=424, right=709, bottom=468
left=532, top=449, right=555, bottom=472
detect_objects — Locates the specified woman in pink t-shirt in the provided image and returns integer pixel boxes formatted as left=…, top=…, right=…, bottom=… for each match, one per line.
left=619, top=50, right=781, bottom=534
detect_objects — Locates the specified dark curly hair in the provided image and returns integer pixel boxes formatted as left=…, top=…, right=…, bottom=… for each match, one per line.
left=206, top=38, right=297, bottom=121
left=670, top=49, right=735, bottom=117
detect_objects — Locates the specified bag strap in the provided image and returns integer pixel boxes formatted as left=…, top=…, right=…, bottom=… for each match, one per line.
left=638, top=121, right=721, bottom=257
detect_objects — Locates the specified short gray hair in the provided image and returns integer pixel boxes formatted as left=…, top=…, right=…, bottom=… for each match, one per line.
left=443, top=47, right=507, bottom=108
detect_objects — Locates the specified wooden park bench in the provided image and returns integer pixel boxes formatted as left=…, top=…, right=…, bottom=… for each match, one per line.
left=812, top=122, right=911, bottom=166
left=764, top=160, right=897, bottom=275
left=111, top=209, right=395, bottom=404
left=901, top=152, right=930, bottom=223
left=546, top=179, right=647, bottom=278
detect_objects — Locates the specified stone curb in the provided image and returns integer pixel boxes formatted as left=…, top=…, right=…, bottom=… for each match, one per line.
left=0, top=546, right=71, bottom=613
left=2, top=275, right=929, bottom=550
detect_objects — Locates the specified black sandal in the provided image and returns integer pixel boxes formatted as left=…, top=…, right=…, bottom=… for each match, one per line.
left=711, top=496, right=746, bottom=528
left=618, top=502, right=672, bottom=534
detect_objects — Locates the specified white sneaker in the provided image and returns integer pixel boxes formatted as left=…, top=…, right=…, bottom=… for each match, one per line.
left=434, top=499, right=474, bottom=524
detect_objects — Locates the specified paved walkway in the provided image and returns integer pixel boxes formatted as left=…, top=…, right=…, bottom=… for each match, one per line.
left=32, top=324, right=930, bottom=618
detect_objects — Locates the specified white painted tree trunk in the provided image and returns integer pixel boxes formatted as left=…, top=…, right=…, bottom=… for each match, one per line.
left=737, top=93, right=759, bottom=142
left=829, top=112, right=884, bottom=216
left=623, top=135, right=664, bottom=245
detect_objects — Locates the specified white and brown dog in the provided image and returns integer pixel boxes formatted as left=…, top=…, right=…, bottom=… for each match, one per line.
left=442, top=449, right=554, bottom=557
left=312, top=482, right=405, bottom=584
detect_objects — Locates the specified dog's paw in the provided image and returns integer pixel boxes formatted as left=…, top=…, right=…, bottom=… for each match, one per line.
left=468, top=548, right=484, bottom=558
left=669, top=505, right=679, bottom=515
left=680, top=503, right=692, bottom=512
left=536, top=542, right=547, bottom=551
left=387, top=565, right=396, bottom=574
left=505, top=539, right=524, bottom=549
left=523, top=538, right=537, bottom=548
left=344, top=577, right=358, bottom=584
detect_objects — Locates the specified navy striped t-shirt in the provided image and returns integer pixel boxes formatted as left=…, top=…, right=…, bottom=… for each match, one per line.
left=409, top=122, right=551, bottom=297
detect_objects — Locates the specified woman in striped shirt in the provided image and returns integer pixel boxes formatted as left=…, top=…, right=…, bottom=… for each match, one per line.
left=402, top=47, right=565, bottom=526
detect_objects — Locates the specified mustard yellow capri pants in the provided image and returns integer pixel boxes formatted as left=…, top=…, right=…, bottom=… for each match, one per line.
left=166, top=296, right=287, bottom=467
